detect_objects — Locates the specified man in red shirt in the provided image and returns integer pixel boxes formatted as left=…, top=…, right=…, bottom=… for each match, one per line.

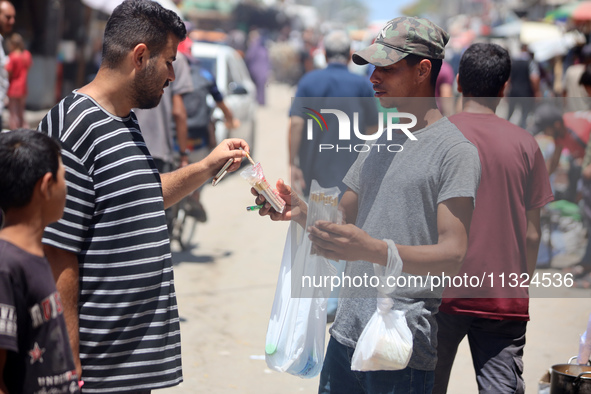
left=433, top=43, right=554, bottom=394
left=534, top=104, right=591, bottom=202
left=537, top=108, right=591, bottom=166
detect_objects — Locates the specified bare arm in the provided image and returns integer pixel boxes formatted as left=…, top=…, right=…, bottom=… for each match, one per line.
left=530, top=74, right=542, bottom=98
left=525, top=208, right=542, bottom=277
left=396, top=197, right=473, bottom=276
left=172, top=94, right=188, bottom=167
left=160, top=138, right=248, bottom=208
left=43, top=245, right=81, bottom=379
left=309, top=197, right=474, bottom=276
left=547, top=143, right=562, bottom=175
left=216, top=100, right=238, bottom=129
left=338, top=188, right=359, bottom=225
left=288, top=116, right=304, bottom=166
left=288, top=116, right=306, bottom=194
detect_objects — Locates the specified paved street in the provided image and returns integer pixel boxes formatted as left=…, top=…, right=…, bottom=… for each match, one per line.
left=153, top=83, right=591, bottom=394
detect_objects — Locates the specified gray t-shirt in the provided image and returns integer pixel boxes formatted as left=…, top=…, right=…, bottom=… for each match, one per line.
left=331, top=116, right=481, bottom=371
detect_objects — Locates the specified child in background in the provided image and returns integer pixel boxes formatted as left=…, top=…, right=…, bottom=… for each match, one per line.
left=6, top=33, right=32, bottom=129
left=0, top=129, right=80, bottom=393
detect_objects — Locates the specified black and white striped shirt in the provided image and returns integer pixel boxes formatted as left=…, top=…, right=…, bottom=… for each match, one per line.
left=39, top=92, right=182, bottom=392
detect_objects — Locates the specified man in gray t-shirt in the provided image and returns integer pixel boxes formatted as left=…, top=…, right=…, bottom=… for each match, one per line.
left=332, top=116, right=480, bottom=374
left=254, top=17, right=480, bottom=394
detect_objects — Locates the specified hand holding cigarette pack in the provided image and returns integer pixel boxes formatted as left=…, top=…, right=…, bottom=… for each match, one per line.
left=241, top=161, right=286, bottom=213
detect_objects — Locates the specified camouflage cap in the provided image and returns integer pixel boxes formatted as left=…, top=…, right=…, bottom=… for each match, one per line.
left=353, top=17, right=449, bottom=67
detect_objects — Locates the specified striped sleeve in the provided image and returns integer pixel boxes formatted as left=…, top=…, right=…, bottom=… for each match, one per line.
left=39, top=101, right=96, bottom=254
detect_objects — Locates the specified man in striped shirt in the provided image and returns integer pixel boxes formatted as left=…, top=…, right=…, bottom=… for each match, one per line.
left=38, top=1, right=249, bottom=392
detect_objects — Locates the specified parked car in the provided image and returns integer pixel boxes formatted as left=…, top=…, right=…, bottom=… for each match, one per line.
left=190, top=41, right=258, bottom=150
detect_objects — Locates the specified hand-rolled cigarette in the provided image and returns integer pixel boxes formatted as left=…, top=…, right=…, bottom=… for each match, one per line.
left=240, top=162, right=286, bottom=213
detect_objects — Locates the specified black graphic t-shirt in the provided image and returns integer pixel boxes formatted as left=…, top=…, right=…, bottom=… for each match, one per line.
left=0, top=240, right=80, bottom=393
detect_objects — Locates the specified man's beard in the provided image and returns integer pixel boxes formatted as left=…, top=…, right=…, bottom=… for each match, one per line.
left=132, top=62, right=165, bottom=110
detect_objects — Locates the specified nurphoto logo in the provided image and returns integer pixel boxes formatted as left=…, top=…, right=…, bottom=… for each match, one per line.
left=304, top=108, right=418, bottom=153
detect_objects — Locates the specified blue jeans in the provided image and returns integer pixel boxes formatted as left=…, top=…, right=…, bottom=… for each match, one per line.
left=319, top=336, right=434, bottom=394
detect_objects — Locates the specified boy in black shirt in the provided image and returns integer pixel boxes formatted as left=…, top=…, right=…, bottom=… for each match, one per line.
left=0, top=129, right=80, bottom=393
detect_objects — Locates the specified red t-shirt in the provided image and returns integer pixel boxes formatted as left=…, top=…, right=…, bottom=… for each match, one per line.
left=439, top=112, right=554, bottom=321
left=555, top=111, right=591, bottom=159
left=6, top=50, right=32, bottom=98
left=435, top=61, right=454, bottom=98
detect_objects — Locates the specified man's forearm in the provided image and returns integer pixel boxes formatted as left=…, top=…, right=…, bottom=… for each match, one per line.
left=395, top=197, right=472, bottom=276
left=44, top=245, right=81, bottom=376
left=308, top=225, right=467, bottom=275
left=547, top=147, right=561, bottom=175
left=160, top=160, right=212, bottom=208
left=172, top=94, right=188, bottom=154
left=525, top=209, right=542, bottom=277
left=358, top=237, right=467, bottom=275
left=289, top=117, right=304, bottom=166
left=395, top=242, right=467, bottom=276
left=217, top=101, right=234, bottom=123
left=161, top=139, right=248, bottom=208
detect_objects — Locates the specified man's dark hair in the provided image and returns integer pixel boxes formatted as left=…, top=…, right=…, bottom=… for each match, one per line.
left=580, top=64, right=591, bottom=87
left=0, top=129, right=61, bottom=212
left=405, top=54, right=442, bottom=88
left=533, top=103, right=564, bottom=134
left=458, top=43, right=511, bottom=97
left=102, top=0, right=186, bottom=69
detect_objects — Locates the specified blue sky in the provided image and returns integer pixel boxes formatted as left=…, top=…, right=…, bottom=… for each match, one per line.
left=363, top=0, right=416, bottom=22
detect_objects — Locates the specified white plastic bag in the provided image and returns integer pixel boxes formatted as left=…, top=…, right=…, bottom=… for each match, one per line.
left=265, top=225, right=335, bottom=378
left=351, top=240, right=413, bottom=371
left=351, top=298, right=413, bottom=371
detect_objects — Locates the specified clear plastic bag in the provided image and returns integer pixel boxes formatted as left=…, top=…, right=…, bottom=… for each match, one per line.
left=264, top=181, right=340, bottom=378
left=351, top=240, right=413, bottom=371
left=265, top=224, right=334, bottom=377
left=305, top=181, right=342, bottom=229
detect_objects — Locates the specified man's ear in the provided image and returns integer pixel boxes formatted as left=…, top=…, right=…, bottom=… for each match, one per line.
left=417, top=59, right=432, bottom=85
left=132, top=43, right=149, bottom=70
left=38, top=172, right=54, bottom=201
left=456, top=73, right=462, bottom=93
left=497, top=81, right=508, bottom=98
